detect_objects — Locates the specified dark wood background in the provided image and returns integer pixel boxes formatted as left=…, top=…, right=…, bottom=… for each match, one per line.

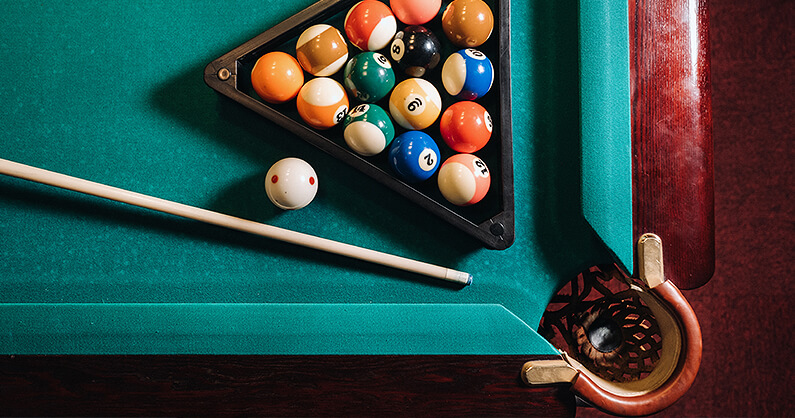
left=582, top=0, right=794, bottom=416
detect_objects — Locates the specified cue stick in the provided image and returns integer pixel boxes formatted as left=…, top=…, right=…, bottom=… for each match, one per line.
left=0, top=158, right=472, bottom=286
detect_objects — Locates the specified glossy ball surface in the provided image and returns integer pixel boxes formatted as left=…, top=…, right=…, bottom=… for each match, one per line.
left=296, top=77, right=349, bottom=130
left=343, top=52, right=396, bottom=103
left=441, top=48, right=494, bottom=100
left=388, top=131, right=440, bottom=183
left=265, top=158, right=319, bottom=210
left=441, top=0, right=494, bottom=48
left=388, top=78, right=442, bottom=130
left=343, top=103, right=395, bottom=156
left=437, top=153, right=490, bottom=206
left=439, top=101, right=493, bottom=153
left=251, top=52, right=304, bottom=104
left=389, top=26, right=441, bottom=78
left=296, top=24, right=349, bottom=76
left=344, top=0, right=397, bottom=51
left=389, top=0, right=442, bottom=25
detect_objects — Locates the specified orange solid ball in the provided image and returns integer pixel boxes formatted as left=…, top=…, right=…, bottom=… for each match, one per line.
left=251, top=52, right=305, bottom=104
left=439, top=101, right=493, bottom=153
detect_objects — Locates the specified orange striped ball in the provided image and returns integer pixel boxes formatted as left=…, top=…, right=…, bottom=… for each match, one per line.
left=388, top=78, right=442, bottom=130
left=296, top=77, right=349, bottom=130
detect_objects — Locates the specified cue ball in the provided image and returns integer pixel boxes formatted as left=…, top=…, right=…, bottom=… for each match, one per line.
left=389, top=25, right=441, bottom=78
left=437, top=154, right=490, bottom=206
left=344, top=0, right=397, bottom=51
left=439, top=101, right=493, bottom=153
left=441, top=0, right=494, bottom=48
left=250, top=52, right=304, bottom=104
left=388, top=131, right=440, bottom=183
left=343, top=103, right=395, bottom=156
left=265, top=158, right=319, bottom=210
left=441, top=48, right=494, bottom=100
left=343, top=52, right=396, bottom=103
left=388, top=78, right=443, bottom=130
left=389, top=0, right=442, bottom=25
left=295, top=24, right=349, bottom=76
left=296, top=77, right=349, bottom=130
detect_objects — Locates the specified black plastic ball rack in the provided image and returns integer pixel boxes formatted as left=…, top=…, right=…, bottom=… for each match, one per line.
left=204, top=0, right=514, bottom=250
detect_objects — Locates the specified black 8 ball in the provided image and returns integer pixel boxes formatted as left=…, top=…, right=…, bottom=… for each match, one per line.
left=390, top=26, right=441, bottom=78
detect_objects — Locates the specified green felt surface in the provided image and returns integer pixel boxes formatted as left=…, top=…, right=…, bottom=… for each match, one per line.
left=1, top=304, right=548, bottom=354
left=579, top=1, right=633, bottom=270
left=0, top=0, right=630, bottom=354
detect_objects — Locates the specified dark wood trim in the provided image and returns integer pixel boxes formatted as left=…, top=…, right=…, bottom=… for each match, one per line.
left=0, top=355, right=575, bottom=416
left=631, top=0, right=716, bottom=289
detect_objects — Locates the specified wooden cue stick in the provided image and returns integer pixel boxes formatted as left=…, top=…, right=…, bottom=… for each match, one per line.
left=0, top=158, right=472, bottom=286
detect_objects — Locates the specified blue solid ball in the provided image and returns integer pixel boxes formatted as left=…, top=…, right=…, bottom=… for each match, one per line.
left=388, top=131, right=440, bottom=183
left=441, top=48, right=494, bottom=100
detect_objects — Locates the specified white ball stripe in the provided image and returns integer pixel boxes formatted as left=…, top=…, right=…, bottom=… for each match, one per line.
left=296, top=24, right=331, bottom=48
left=438, top=162, right=476, bottom=205
left=415, top=78, right=442, bottom=110
left=300, top=78, right=345, bottom=106
left=367, top=16, right=398, bottom=51
left=389, top=101, right=410, bottom=128
left=344, top=121, right=387, bottom=156
left=441, top=53, right=466, bottom=96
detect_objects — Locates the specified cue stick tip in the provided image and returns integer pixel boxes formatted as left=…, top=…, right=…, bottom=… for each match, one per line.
left=445, top=270, right=473, bottom=286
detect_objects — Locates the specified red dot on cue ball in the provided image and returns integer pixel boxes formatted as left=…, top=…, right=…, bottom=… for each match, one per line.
left=264, top=158, right=319, bottom=210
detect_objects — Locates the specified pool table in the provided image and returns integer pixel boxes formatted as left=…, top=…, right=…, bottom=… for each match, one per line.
left=0, top=0, right=712, bottom=415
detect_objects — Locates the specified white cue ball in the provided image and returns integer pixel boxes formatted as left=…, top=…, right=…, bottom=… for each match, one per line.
left=264, top=158, right=318, bottom=210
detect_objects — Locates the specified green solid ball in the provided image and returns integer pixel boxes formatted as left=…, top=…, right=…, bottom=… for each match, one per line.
left=343, top=52, right=396, bottom=103
left=343, top=103, right=395, bottom=156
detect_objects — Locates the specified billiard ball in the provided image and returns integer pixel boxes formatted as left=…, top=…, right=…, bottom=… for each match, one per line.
left=343, top=52, right=396, bottom=103
left=250, top=52, right=304, bottom=104
left=265, top=157, right=318, bottom=210
left=441, top=0, right=494, bottom=48
left=388, top=78, right=442, bottom=130
left=388, top=131, right=440, bottom=183
left=389, top=0, right=442, bottom=25
left=295, top=24, right=349, bottom=76
left=437, top=154, right=490, bottom=206
left=344, top=0, right=397, bottom=51
left=343, top=103, right=395, bottom=156
left=389, top=26, right=441, bottom=78
left=439, top=101, right=493, bottom=153
left=296, top=77, right=349, bottom=130
left=441, top=48, right=494, bottom=100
